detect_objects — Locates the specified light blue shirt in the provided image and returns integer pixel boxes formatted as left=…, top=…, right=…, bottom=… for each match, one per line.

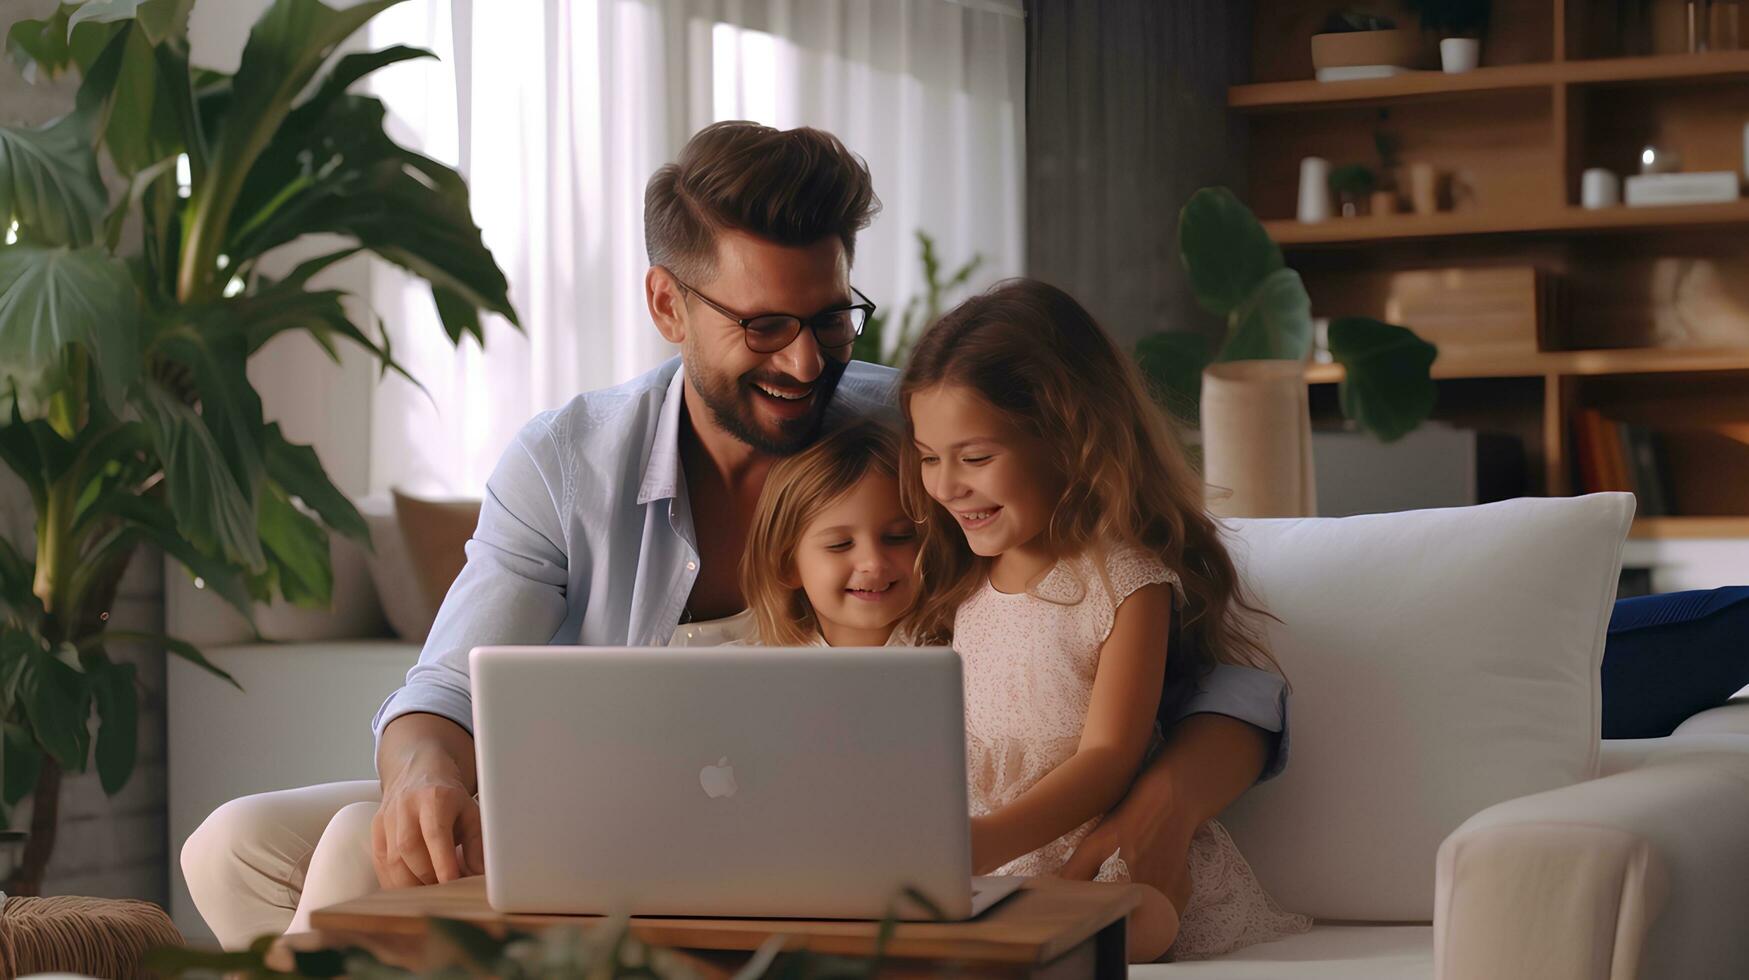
left=373, top=356, right=1290, bottom=778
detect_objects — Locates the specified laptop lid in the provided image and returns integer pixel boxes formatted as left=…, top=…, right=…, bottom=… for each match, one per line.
left=471, top=645, right=974, bottom=919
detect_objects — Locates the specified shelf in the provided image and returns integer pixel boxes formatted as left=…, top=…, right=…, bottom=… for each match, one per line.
left=1230, top=64, right=1554, bottom=111
left=1629, top=516, right=1749, bottom=540
left=1263, top=200, right=1749, bottom=247
left=1303, top=347, right=1749, bottom=384
left=1229, top=50, right=1749, bottom=112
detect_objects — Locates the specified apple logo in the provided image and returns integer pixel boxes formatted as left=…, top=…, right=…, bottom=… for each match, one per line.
left=699, top=757, right=738, bottom=799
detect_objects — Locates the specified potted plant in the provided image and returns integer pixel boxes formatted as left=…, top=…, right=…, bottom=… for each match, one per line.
left=1136, top=188, right=1438, bottom=518
left=0, top=0, right=516, bottom=894
left=1328, top=164, right=1379, bottom=217
left=1404, top=0, right=1492, bottom=72
left=1310, top=10, right=1424, bottom=79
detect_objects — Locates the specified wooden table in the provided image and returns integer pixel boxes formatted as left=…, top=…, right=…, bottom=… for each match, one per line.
left=303, top=876, right=1142, bottom=978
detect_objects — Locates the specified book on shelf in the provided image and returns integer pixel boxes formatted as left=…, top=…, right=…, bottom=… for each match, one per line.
left=1571, top=409, right=1671, bottom=516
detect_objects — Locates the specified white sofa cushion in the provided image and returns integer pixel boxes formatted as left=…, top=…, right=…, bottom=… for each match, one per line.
left=1138, top=925, right=1432, bottom=979
left=1218, top=494, right=1635, bottom=921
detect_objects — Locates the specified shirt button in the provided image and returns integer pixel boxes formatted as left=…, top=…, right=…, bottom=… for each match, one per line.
left=685, top=561, right=697, bottom=571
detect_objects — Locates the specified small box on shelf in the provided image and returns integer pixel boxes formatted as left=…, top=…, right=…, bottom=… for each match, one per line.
left=1624, top=171, right=1743, bottom=205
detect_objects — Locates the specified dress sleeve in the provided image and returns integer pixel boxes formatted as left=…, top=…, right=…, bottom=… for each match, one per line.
left=1103, top=544, right=1181, bottom=604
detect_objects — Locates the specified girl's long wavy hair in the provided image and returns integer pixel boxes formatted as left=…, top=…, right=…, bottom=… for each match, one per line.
left=898, top=278, right=1279, bottom=681
left=741, top=420, right=945, bottom=646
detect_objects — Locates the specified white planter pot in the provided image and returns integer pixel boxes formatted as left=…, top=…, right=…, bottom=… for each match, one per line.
left=1200, top=361, right=1318, bottom=519
left=1441, top=37, right=1481, bottom=73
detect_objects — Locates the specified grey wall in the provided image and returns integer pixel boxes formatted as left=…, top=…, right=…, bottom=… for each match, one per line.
left=1023, top=0, right=1250, bottom=350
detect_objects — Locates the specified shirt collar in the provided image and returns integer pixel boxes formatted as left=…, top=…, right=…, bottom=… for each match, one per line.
left=637, top=361, right=688, bottom=505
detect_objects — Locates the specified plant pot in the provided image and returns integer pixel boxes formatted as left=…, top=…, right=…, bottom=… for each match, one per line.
left=1199, top=361, right=1318, bottom=519
left=1440, top=37, right=1482, bottom=73
left=1310, top=28, right=1422, bottom=71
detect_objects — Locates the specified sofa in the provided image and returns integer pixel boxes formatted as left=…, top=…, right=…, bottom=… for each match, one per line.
left=169, top=492, right=1749, bottom=977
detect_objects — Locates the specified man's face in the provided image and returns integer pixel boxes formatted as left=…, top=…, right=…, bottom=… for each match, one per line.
left=676, top=230, right=853, bottom=456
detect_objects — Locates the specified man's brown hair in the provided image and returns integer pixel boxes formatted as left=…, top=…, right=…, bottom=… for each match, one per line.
left=644, top=121, right=881, bottom=282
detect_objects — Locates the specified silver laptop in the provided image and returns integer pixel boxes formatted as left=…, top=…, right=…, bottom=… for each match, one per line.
left=470, top=644, right=1022, bottom=920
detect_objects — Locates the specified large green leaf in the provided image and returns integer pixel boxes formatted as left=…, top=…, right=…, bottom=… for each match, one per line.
left=229, top=95, right=516, bottom=331
left=87, top=650, right=137, bottom=794
left=1134, top=331, right=1213, bottom=426
left=0, top=245, right=140, bottom=411
left=133, top=381, right=265, bottom=571
left=180, top=0, right=403, bottom=300
left=3, top=721, right=42, bottom=805
left=1178, top=187, right=1284, bottom=318
left=74, top=22, right=184, bottom=178
left=262, top=423, right=367, bottom=541
left=18, top=643, right=90, bottom=771
left=5, top=5, right=77, bottom=82
left=100, top=629, right=239, bottom=690
left=0, top=536, right=35, bottom=620
left=66, top=0, right=195, bottom=45
left=1328, top=316, right=1439, bottom=442
left=1220, top=267, right=1313, bottom=363
left=0, top=112, right=107, bottom=246
left=98, top=495, right=257, bottom=622
left=308, top=44, right=434, bottom=110
left=255, top=481, right=331, bottom=607
left=149, top=324, right=265, bottom=509
left=187, top=275, right=423, bottom=390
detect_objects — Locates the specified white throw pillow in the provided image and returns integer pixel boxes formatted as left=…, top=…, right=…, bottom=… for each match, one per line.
left=1218, top=493, right=1634, bottom=922
left=359, top=493, right=435, bottom=644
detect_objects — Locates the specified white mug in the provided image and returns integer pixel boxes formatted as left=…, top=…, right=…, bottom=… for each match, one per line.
left=1440, top=37, right=1481, bottom=73
left=1582, top=168, right=1621, bottom=209
left=1298, top=157, right=1333, bottom=224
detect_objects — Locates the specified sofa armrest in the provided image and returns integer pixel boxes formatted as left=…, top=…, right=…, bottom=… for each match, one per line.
left=1672, top=698, right=1749, bottom=737
left=1434, top=748, right=1749, bottom=980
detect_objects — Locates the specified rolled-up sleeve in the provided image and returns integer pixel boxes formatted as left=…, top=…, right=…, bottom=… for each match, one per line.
left=370, top=414, right=574, bottom=754
left=1165, top=664, right=1292, bottom=782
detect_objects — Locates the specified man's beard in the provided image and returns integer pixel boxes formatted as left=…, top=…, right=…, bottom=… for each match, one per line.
left=688, top=355, right=848, bottom=456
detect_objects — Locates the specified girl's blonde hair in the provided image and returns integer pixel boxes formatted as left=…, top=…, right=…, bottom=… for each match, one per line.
left=898, top=278, right=1279, bottom=682
left=742, top=420, right=942, bottom=646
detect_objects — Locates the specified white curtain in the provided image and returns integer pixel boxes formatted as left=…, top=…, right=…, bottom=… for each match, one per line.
left=364, top=0, right=1025, bottom=496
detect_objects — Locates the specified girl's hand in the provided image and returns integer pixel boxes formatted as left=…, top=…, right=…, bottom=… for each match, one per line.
left=969, top=815, right=1004, bottom=876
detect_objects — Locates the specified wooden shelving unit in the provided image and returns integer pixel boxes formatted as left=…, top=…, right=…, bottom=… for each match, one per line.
left=1230, top=50, right=1749, bottom=111
left=1265, top=199, right=1749, bottom=246
left=1629, top=516, right=1749, bottom=540
left=1304, top=346, right=1749, bottom=383
left=1247, top=0, right=1749, bottom=540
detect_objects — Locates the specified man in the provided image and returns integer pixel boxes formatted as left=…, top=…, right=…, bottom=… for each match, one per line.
left=183, top=122, right=1286, bottom=948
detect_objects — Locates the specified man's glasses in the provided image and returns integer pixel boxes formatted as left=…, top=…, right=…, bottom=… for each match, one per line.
left=668, top=271, right=876, bottom=354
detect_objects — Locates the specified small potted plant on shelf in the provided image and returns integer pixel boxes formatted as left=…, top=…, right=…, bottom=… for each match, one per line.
left=1404, top=0, right=1492, bottom=73
left=1329, top=164, right=1379, bottom=217
left=1310, top=10, right=1424, bottom=81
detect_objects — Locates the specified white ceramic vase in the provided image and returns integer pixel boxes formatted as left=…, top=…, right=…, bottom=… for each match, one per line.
left=1440, top=37, right=1481, bottom=73
left=1200, top=361, right=1318, bottom=519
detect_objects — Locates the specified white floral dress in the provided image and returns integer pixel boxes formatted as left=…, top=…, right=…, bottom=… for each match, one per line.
left=953, top=542, right=1311, bottom=960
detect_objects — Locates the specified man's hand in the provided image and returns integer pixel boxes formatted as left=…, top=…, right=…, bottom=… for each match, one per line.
left=1058, top=714, right=1272, bottom=909
left=1058, top=768, right=1194, bottom=907
left=374, top=713, right=484, bottom=889
left=372, top=761, right=484, bottom=888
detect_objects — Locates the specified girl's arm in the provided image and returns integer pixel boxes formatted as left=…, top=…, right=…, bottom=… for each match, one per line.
left=970, top=581, right=1172, bottom=874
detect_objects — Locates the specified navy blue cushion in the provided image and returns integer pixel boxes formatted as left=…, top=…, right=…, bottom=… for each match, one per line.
left=1601, top=587, right=1749, bottom=739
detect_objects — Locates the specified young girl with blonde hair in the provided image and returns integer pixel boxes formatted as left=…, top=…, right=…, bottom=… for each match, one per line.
left=739, top=420, right=945, bottom=647
left=901, top=278, right=1309, bottom=961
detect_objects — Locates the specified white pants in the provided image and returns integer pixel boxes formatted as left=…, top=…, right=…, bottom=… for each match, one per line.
left=180, top=780, right=383, bottom=949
